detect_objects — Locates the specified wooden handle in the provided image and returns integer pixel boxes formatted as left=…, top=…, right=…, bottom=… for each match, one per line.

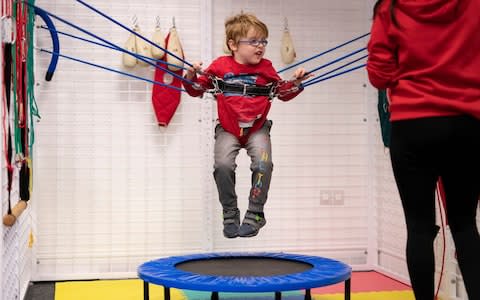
left=2, top=200, right=28, bottom=226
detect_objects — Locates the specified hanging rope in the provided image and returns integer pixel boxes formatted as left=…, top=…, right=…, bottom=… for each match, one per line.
left=3, top=0, right=32, bottom=226
left=27, top=0, right=39, bottom=151
left=1, top=0, right=15, bottom=224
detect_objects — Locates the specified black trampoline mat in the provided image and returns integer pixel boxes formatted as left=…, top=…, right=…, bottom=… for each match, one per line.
left=175, top=256, right=313, bottom=277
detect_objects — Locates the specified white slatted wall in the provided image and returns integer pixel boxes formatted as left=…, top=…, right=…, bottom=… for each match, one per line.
left=33, top=0, right=208, bottom=280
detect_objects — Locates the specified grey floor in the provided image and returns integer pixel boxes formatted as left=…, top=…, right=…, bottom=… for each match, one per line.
left=24, top=282, right=55, bottom=300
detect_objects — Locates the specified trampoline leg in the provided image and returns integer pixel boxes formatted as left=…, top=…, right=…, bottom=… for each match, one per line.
left=211, top=291, right=219, bottom=300
left=304, top=289, right=311, bottom=300
left=164, top=286, right=170, bottom=300
left=143, top=281, right=149, bottom=300
left=345, top=278, right=351, bottom=300
left=275, top=291, right=281, bottom=300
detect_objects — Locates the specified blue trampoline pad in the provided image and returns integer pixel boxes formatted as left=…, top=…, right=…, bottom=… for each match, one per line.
left=138, top=252, right=351, bottom=296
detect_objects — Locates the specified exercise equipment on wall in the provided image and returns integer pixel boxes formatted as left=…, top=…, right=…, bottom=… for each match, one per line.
left=122, top=16, right=138, bottom=67
left=151, top=16, right=165, bottom=59
left=2, top=0, right=39, bottom=227
left=280, top=17, right=295, bottom=65
left=122, top=16, right=153, bottom=67
left=151, top=17, right=184, bottom=126
left=165, top=17, right=184, bottom=72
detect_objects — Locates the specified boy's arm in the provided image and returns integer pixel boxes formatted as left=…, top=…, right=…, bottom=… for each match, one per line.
left=276, top=80, right=304, bottom=101
left=182, top=61, right=215, bottom=98
left=183, top=73, right=208, bottom=97
left=275, top=67, right=311, bottom=101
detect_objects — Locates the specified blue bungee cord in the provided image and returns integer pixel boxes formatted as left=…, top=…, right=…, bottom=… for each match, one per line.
left=278, top=32, right=370, bottom=74
left=303, top=53, right=368, bottom=86
left=34, top=7, right=59, bottom=81
left=39, top=48, right=186, bottom=92
left=39, top=25, right=189, bottom=72
left=303, top=64, right=366, bottom=88
left=304, top=47, right=366, bottom=76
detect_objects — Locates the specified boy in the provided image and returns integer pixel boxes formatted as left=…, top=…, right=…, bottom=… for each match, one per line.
left=183, top=13, right=311, bottom=238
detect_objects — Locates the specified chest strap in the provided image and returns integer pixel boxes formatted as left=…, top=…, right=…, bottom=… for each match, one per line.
left=217, top=80, right=276, bottom=98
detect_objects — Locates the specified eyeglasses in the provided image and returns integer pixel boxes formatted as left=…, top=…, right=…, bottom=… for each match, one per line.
left=238, top=39, right=268, bottom=47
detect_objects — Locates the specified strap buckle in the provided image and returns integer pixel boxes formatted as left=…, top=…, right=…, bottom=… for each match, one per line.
left=205, top=76, right=222, bottom=95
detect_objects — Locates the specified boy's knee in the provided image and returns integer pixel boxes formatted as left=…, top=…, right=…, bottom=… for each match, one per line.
left=214, top=160, right=236, bottom=174
left=251, top=159, right=273, bottom=173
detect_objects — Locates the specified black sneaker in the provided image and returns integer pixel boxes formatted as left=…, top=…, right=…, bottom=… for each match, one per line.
left=223, top=209, right=240, bottom=238
left=238, top=211, right=266, bottom=237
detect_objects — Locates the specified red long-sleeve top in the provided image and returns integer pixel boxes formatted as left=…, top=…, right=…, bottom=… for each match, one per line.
left=367, top=0, right=480, bottom=121
left=183, top=56, right=303, bottom=139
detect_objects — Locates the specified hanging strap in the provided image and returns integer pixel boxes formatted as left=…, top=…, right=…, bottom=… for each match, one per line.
left=3, top=42, right=14, bottom=214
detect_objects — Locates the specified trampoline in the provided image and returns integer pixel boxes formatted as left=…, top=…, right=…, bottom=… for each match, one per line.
left=138, top=252, right=352, bottom=300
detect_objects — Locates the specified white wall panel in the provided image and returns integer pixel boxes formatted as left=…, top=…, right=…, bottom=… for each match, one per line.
left=33, top=0, right=207, bottom=280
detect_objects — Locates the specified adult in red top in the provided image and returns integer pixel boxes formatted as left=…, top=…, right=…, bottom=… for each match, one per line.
left=184, top=13, right=311, bottom=239
left=367, top=1, right=480, bottom=299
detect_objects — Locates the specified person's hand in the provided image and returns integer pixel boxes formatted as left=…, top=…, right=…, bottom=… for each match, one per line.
left=291, top=67, right=314, bottom=86
left=185, top=61, right=203, bottom=80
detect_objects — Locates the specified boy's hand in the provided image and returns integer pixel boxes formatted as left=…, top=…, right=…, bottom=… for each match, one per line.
left=186, top=62, right=203, bottom=80
left=291, top=67, right=314, bottom=86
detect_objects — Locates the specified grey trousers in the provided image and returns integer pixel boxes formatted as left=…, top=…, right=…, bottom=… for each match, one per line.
left=213, top=121, right=273, bottom=213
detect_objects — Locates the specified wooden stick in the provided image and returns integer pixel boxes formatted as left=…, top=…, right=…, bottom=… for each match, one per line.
left=2, top=200, right=28, bottom=226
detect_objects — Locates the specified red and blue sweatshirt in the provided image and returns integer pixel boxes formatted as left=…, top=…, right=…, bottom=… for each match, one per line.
left=183, top=56, right=303, bottom=139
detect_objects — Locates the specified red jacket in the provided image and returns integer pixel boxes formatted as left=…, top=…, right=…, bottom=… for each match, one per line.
left=183, top=56, right=303, bottom=139
left=367, top=0, right=480, bottom=121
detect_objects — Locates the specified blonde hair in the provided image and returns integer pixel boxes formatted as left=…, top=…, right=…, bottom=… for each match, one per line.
left=225, top=13, right=268, bottom=50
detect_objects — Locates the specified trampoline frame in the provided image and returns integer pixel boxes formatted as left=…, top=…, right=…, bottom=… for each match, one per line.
left=138, top=252, right=352, bottom=300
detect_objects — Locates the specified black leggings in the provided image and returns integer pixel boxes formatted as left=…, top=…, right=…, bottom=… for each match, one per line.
left=390, top=115, right=480, bottom=300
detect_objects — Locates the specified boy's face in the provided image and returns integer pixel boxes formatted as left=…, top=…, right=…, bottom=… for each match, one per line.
left=229, top=27, right=267, bottom=65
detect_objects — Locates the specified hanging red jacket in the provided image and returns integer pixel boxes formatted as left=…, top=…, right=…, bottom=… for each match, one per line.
left=151, top=33, right=183, bottom=127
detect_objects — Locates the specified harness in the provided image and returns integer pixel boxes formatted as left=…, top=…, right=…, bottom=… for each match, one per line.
left=217, top=80, right=277, bottom=98
left=198, top=76, right=278, bottom=100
